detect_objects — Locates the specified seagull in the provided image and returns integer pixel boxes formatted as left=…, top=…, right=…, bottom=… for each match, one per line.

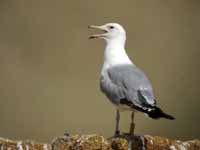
left=88, top=23, right=175, bottom=136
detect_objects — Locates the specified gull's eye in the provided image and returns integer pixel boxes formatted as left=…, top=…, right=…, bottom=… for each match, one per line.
left=109, top=26, right=114, bottom=29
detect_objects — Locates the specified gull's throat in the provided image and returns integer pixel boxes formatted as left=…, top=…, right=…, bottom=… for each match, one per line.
left=103, top=38, right=132, bottom=69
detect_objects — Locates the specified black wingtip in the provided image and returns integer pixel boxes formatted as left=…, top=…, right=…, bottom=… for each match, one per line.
left=162, top=112, right=175, bottom=120
left=147, top=106, right=175, bottom=120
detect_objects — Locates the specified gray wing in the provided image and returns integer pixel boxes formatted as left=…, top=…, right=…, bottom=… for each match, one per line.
left=100, top=64, right=156, bottom=108
left=100, top=72, right=126, bottom=105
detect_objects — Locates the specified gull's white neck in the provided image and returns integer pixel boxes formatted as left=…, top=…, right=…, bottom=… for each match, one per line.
left=102, top=37, right=132, bottom=71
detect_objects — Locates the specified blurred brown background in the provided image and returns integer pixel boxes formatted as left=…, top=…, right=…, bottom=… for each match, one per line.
left=0, top=0, right=199, bottom=142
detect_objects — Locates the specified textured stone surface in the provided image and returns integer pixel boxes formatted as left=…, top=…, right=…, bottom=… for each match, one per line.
left=52, top=134, right=111, bottom=150
left=0, top=137, right=51, bottom=150
left=0, top=134, right=199, bottom=150
left=145, top=135, right=200, bottom=150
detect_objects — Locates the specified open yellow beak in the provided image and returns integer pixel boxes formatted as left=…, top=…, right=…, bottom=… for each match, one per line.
left=88, top=25, right=108, bottom=39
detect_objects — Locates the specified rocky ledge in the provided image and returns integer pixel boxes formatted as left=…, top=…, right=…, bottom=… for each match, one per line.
left=0, top=134, right=199, bottom=150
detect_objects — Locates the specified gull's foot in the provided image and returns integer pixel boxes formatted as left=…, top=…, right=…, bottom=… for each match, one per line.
left=122, top=132, right=135, bottom=137
left=107, top=130, right=121, bottom=140
left=114, top=130, right=121, bottom=137
left=128, top=131, right=134, bottom=136
left=121, top=132, right=143, bottom=139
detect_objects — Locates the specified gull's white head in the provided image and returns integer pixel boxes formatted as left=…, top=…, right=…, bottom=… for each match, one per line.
left=89, top=23, right=126, bottom=43
left=89, top=23, right=132, bottom=66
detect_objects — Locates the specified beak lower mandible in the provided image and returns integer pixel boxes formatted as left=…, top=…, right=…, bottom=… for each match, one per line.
left=88, top=25, right=107, bottom=39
